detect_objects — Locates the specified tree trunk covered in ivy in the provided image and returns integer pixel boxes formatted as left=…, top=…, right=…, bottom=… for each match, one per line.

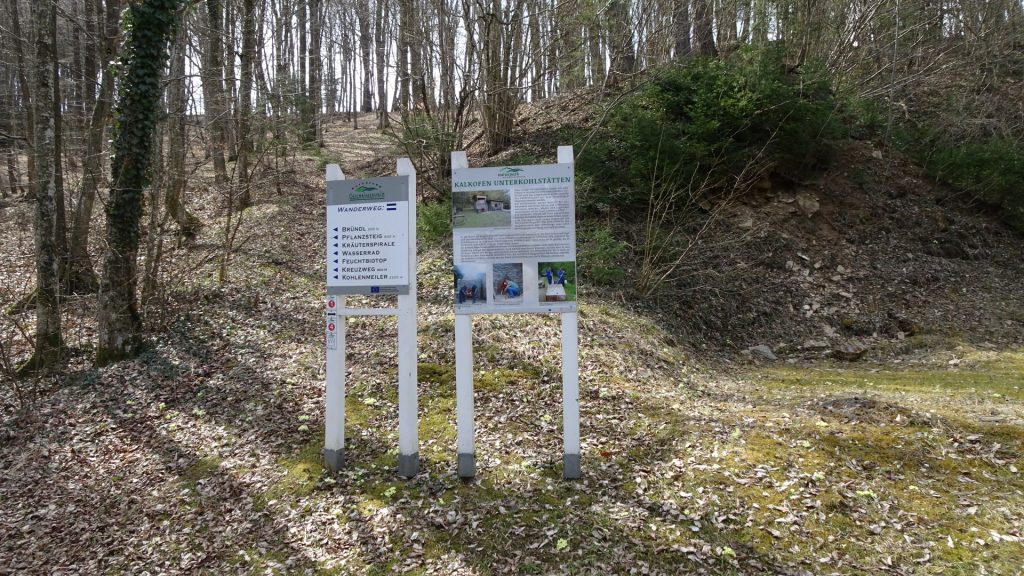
left=96, top=0, right=182, bottom=366
left=19, top=0, right=63, bottom=374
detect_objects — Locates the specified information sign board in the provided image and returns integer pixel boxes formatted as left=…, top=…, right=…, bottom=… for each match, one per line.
left=450, top=148, right=581, bottom=481
left=451, top=163, right=577, bottom=314
left=327, top=176, right=410, bottom=295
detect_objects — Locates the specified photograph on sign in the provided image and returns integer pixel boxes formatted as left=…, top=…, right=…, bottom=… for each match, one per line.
left=453, top=190, right=512, bottom=229
left=538, top=261, right=576, bottom=303
left=454, top=263, right=488, bottom=309
left=326, top=176, right=411, bottom=296
left=451, top=163, right=576, bottom=314
left=493, top=263, right=524, bottom=305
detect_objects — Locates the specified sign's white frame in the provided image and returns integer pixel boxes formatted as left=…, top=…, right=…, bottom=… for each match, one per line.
left=323, top=160, right=419, bottom=477
left=451, top=147, right=581, bottom=480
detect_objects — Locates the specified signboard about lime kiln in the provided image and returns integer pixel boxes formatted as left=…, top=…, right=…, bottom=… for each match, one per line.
left=326, top=176, right=410, bottom=295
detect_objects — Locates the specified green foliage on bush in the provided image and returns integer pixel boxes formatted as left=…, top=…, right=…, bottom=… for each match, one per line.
left=577, top=227, right=627, bottom=285
left=932, top=138, right=1024, bottom=232
left=575, top=47, right=845, bottom=217
left=389, top=113, right=463, bottom=200
left=417, top=201, right=452, bottom=247
left=894, top=126, right=1024, bottom=233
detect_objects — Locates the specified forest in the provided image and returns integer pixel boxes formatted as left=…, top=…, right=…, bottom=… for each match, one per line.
left=1, top=0, right=1023, bottom=574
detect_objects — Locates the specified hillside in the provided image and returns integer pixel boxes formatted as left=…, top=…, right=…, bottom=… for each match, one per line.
left=1, top=114, right=1023, bottom=575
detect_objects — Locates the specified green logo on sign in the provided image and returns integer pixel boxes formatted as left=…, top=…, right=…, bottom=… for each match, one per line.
left=498, top=167, right=524, bottom=177
left=350, top=183, right=385, bottom=201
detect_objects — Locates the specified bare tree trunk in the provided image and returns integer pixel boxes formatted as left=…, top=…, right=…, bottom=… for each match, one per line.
left=309, top=0, right=323, bottom=142
left=693, top=0, right=718, bottom=56
left=51, top=4, right=69, bottom=285
left=397, top=0, right=412, bottom=110
left=223, top=0, right=237, bottom=161
left=238, top=0, right=256, bottom=203
left=587, top=8, right=605, bottom=85
left=718, top=0, right=738, bottom=48
left=740, top=0, right=751, bottom=42
left=202, top=0, right=229, bottom=186
left=528, top=0, right=544, bottom=99
left=407, top=0, right=426, bottom=109
left=298, top=0, right=307, bottom=93
left=19, top=0, right=64, bottom=374
left=356, top=0, right=375, bottom=113
left=164, top=14, right=200, bottom=236
left=69, top=0, right=121, bottom=293
left=7, top=0, right=36, bottom=191
left=142, top=118, right=165, bottom=307
left=607, top=0, right=637, bottom=81
left=1, top=40, right=18, bottom=197
left=375, top=0, right=390, bottom=128
left=674, top=0, right=692, bottom=58
left=436, top=0, right=456, bottom=112
left=752, top=0, right=768, bottom=44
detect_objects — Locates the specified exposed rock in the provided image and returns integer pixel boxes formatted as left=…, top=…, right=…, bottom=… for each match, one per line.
left=796, top=193, right=820, bottom=217
left=832, top=341, right=869, bottom=361
left=800, top=340, right=830, bottom=352
left=748, top=345, right=778, bottom=361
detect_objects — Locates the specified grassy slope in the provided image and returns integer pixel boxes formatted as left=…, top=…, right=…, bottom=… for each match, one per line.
left=1, top=116, right=1022, bottom=575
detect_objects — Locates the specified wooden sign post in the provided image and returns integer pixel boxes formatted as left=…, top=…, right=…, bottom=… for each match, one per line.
left=450, top=146, right=581, bottom=479
left=324, top=160, right=419, bottom=478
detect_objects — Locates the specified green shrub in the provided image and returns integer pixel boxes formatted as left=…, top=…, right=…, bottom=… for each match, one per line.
left=388, top=113, right=463, bottom=201
left=931, top=138, right=1024, bottom=232
left=893, top=125, right=1024, bottom=233
left=578, top=227, right=627, bottom=285
left=417, top=201, right=452, bottom=247
left=575, top=46, right=845, bottom=218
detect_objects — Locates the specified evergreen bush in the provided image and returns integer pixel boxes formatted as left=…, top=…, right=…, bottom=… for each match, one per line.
left=576, top=46, right=845, bottom=218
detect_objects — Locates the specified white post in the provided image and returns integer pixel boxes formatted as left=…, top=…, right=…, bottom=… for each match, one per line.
left=561, top=312, right=580, bottom=479
left=452, top=151, right=476, bottom=478
left=324, top=164, right=346, bottom=471
left=396, top=158, right=419, bottom=477
left=557, top=145, right=581, bottom=479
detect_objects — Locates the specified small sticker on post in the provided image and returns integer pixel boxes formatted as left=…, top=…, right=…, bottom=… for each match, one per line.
left=326, top=309, right=338, bottom=350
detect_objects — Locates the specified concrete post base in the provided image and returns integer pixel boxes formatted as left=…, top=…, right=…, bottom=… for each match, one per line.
left=324, top=448, right=345, bottom=472
left=563, top=453, right=581, bottom=479
left=458, top=453, right=475, bottom=478
left=398, top=453, right=419, bottom=478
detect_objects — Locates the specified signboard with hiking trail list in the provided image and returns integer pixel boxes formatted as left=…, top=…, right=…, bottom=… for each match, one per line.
left=326, top=176, right=410, bottom=295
